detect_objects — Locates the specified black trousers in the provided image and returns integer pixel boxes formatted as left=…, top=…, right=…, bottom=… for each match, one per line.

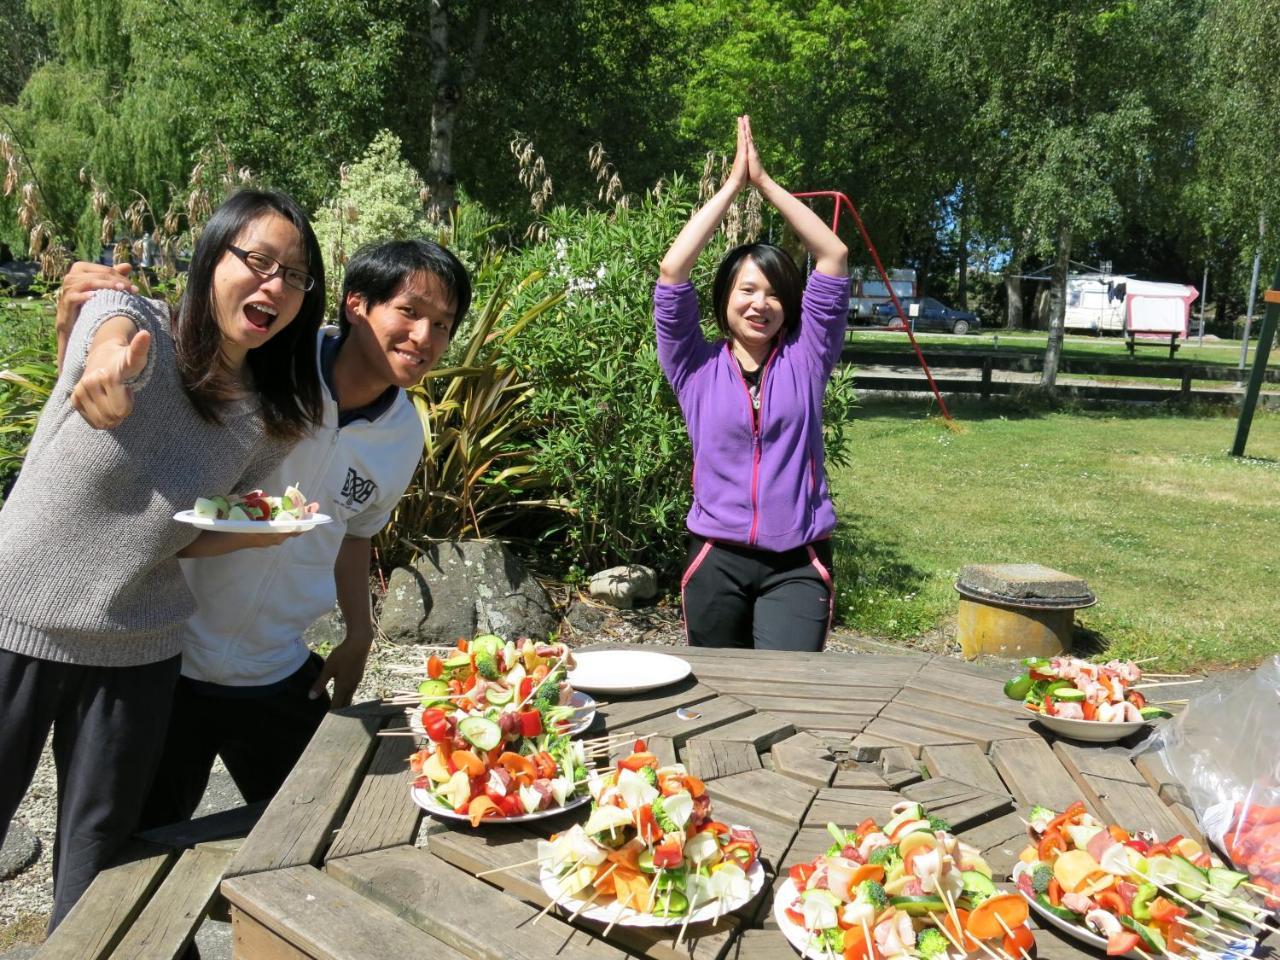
left=0, top=648, right=181, bottom=930
left=680, top=535, right=834, bottom=651
left=139, top=653, right=330, bottom=831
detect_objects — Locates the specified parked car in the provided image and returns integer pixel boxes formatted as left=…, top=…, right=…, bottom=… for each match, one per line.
left=873, top=296, right=980, bottom=335
left=0, top=259, right=39, bottom=296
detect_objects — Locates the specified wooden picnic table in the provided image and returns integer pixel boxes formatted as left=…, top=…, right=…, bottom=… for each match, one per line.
left=217, top=643, right=1274, bottom=960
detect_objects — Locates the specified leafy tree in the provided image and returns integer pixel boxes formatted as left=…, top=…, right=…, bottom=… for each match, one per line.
left=0, top=0, right=49, bottom=105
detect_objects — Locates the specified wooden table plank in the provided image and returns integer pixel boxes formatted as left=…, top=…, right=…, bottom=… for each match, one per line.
left=894, top=685, right=1037, bottom=731
left=955, top=810, right=1031, bottom=881
left=900, top=780, right=1014, bottom=832
left=1076, top=776, right=1195, bottom=841
left=683, top=739, right=761, bottom=780
left=721, top=695, right=885, bottom=718
left=108, top=839, right=237, bottom=960
left=857, top=718, right=971, bottom=756
left=829, top=766, right=890, bottom=790
left=37, top=840, right=175, bottom=960
left=691, top=713, right=796, bottom=752
left=327, top=720, right=422, bottom=862
left=595, top=681, right=719, bottom=732
left=326, top=845, right=628, bottom=960
left=639, top=695, right=755, bottom=748
left=921, top=744, right=1011, bottom=796
left=704, top=769, right=816, bottom=827
left=226, top=708, right=385, bottom=878
left=224, top=864, right=461, bottom=960
left=770, top=733, right=837, bottom=788
left=1051, top=741, right=1146, bottom=784
left=988, top=739, right=1090, bottom=813
left=700, top=676, right=902, bottom=702
left=758, top=711, right=869, bottom=736
left=879, top=702, right=1037, bottom=750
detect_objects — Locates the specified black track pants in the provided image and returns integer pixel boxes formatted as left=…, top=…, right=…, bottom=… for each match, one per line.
left=139, top=653, right=331, bottom=831
left=680, top=536, right=834, bottom=651
left=0, top=649, right=181, bottom=931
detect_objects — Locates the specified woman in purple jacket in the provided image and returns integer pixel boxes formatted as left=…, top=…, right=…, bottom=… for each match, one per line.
left=655, top=116, right=850, bottom=651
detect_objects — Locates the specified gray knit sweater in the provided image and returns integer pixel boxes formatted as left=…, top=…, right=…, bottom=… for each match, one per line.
left=0, top=290, right=289, bottom=667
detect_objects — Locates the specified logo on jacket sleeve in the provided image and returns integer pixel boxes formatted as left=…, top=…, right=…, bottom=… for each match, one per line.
left=340, top=467, right=378, bottom=506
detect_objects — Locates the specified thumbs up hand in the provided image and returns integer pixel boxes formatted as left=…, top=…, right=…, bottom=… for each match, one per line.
left=70, top=317, right=153, bottom=429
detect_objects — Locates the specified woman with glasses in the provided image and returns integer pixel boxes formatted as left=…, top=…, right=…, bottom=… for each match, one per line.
left=0, top=188, right=325, bottom=930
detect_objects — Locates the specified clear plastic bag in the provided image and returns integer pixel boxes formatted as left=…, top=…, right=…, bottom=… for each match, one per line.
left=1135, top=655, right=1280, bottom=905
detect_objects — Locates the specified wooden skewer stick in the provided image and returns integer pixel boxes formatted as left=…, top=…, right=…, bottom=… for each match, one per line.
left=377, top=729, right=422, bottom=737
left=861, top=919, right=878, bottom=960
left=1177, top=914, right=1249, bottom=945
left=1143, top=874, right=1278, bottom=935
left=1149, top=699, right=1189, bottom=705
left=570, top=864, right=616, bottom=922
left=676, top=900, right=694, bottom=949
left=532, top=889, right=562, bottom=926
left=474, top=856, right=542, bottom=878
left=1142, top=673, right=1193, bottom=679
left=1135, top=657, right=1161, bottom=664
left=1132, top=680, right=1204, bottom=690
left=941, top=887, right=1012, bottom=960
left=512, top=653, right=567, bottom=713
left=601, top=890, right=635, bottom=939
left=994, top=914, right=1032, bottom=960
left=927, top=913, right=965, bottom=952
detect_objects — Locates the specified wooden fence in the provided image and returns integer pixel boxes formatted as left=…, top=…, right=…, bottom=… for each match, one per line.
left=842, top=346, right=1280, bottom=404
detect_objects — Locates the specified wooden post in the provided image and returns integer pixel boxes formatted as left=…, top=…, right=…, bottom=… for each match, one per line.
left=981, top=356, right=993, bottom=400
left=1231, top=266, right=1280, bottom=457
left=1180, top=367, right=1192, bottom=400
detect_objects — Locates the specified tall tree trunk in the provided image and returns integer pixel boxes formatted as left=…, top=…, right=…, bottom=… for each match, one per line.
left=424, top=0, right=490, bottom=222
left=1040, top=222, right=1072, bottom=389
left=1004, top=226, right=1031, bottom=329
left=956, top=187, right=969, bottom=310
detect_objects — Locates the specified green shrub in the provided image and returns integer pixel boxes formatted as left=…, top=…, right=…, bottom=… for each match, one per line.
left=0, top=299, right=57, bottom=499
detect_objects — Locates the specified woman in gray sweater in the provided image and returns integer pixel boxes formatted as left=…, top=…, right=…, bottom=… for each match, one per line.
left=0, top=189, right=326, bottom=929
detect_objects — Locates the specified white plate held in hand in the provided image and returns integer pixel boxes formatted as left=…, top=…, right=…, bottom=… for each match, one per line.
left=174, top=510, right=332, bottom=534
left=566, top=650, right=692, bottom=695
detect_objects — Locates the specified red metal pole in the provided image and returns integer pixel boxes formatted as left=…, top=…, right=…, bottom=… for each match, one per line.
left=792, top=190, right=954, bottom=421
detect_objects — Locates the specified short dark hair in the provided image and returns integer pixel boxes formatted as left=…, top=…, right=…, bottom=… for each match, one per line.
left=711, top=243, right=804, bottom=341
left=339, top=239, right=471, bottom=336
left=175, top=189, right=325, bottom=441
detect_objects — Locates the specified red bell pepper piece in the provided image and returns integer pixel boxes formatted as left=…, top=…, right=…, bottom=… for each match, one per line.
left=517, top=710, right=543, bottom=738
left=789, top=862, right=816, bottom=888
left=518, top=676, right=535, bottom=703
left=427, top=655, right=443, bottom=679
left=1107, top=931, right=1141, bottom=956
left=652, top=838, right=683, bottom=869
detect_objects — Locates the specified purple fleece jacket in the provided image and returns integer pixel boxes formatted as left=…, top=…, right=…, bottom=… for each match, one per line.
left=654, top=271, right=851, bottom=552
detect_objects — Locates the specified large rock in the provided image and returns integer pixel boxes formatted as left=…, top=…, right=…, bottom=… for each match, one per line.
left=378, top=541, right=558, bottom=644
left=0, top=820, right=39, bottom=880
left=588, top=565, right=657, bottom=609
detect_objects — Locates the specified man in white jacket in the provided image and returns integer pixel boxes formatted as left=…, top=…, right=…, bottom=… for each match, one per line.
left=57, top=239, right=470, bottom=826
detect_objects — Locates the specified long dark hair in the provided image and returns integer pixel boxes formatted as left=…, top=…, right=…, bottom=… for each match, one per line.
left=711, top=243, right=804, bottom=342
left=174, top=189, right=325, bottom=441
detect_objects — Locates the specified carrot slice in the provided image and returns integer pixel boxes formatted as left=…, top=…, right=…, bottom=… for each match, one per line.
left=451, top=749, right=485, bottom=778
left=850, top=863, right=886, bottom=885
left=467, top=796, right=502, bottom=827
left=944, top=907, right=980, bottom=950
left=967, top=894, right=1030, bottom=941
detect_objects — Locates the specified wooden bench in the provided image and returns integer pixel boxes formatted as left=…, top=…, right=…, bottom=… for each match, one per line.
left=1125, top=330, right=1180, bottom=358
left=35, top=801, right=266, bottom=960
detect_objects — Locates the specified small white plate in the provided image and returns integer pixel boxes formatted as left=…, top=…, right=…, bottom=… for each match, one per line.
left=409, top=784, right=590, bottom=824
left=567, top=650, right=692, bottom=695
left=174, top=510, right=332, bottom=533
left=539, top=858, right=764, bottom=927
left=1035, top=713, right=1149, bottom=742
left=406, top=691, right=598, bottom=738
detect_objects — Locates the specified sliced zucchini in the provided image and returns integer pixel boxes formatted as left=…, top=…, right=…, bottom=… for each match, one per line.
left=1119, top=915, right=1168, bottom=954
left=651, top=890, right=689, bottom=917
left=1207, top=867, right=1249, bottom=895
left=1140, top=706, right=1173, bottom=720
left=890, top=895, right=946, bottom=916
left=1035, top=893, right=1083, bottom=922
left=417, top=678, right=451, bottom=705
left=1170, top=854, right=1207, bottom=902
left=458, top=716, right=502, bottom=751
left=1052, top=687, right=1086, bottom=702
left=485, top=685, right=514, bottom=705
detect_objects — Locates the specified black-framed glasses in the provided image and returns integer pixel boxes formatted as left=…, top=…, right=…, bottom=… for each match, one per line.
left=227, top=244, right=315, bottom=292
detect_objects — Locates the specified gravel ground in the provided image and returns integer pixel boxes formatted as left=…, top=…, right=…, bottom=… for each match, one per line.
left=0, top=595, right=1035, bottom=953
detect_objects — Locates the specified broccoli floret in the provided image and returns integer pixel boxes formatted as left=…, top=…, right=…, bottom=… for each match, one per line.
left=652, top=796, right=678, bottom=833
left=475, top=653, right=500, bottom=680
left=1028, top=804, right=1056, bottom=823
left=857, top=880, right=889, bottom=911
left=825, top=822, right=859, bottom=856
left=1032, top=864, right=1054, bottom=895
left=868, top=844, right=901, bottom=868
left=927, top=815, right=952, bottom=833
left=916, top=928, right=949, bottom=960
left=639, top=766, right=658, bottom=787
left=819, top=930, right=844, bottom=954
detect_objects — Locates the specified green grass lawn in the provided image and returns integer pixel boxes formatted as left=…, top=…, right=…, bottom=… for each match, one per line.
left=828, top=398, right=1280, bottom=672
